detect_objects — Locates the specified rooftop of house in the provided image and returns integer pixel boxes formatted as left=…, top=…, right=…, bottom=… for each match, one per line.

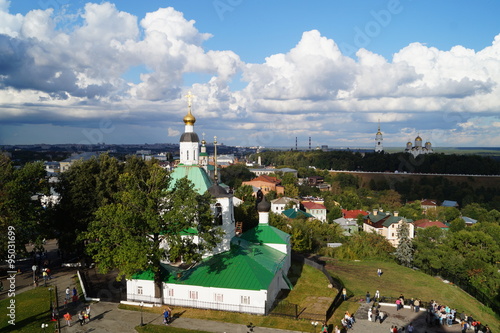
left=342, top=209, right=369, bottom=219
left=414, top=219, right=449, bottom=229
left=301, top=201, right=326, bottom=210
left=245, top=174, right=281, bottom=184
left=461, top=216, right=478, bottom=224
left=441, top=200, right=459, bottom=207
left=282, top=208, right=314, bottom=219
left=364, top=210, right=413, bottom=228
left=271, top=197, right=299, bottom=205
left=420, top=199, right=438, bottom=206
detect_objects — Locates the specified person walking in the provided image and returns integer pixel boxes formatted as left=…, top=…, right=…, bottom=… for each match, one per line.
left=414, top=299, right=420, bottom=312
left=374, top=289, right=380, bottom=300
left=342, top=287, right=347, bottom=300
left=366, top=291, right=371, bottom=303
left=377, top=268, right=382, bottom=277
left=85, top=305, right=91, bottom=323
left=63, top=312, right=72, bottom=327
left=78, top=311, right=84, bottom=326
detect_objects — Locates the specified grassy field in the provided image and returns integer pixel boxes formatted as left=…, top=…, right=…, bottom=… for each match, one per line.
left=0, top=286, right=55, bottom=333
left=325, top=258, right=500, bottom=332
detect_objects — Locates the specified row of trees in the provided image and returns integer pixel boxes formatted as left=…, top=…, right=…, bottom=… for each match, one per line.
left=0, top=154, right=222, bottom=300
left=255, top=150, right=500, bottom=175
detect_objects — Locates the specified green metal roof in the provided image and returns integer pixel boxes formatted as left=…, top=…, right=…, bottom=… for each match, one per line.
left=169, top=165, right=213, bottom=194
left=282, top=208, right=314, bottom=219
left=132, top=238, right=286, bottom=290
left=240, top=225, right=289, bottom=245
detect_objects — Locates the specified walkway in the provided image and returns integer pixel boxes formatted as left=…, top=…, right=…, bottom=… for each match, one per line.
left=349, top=302, right=464, bottom=333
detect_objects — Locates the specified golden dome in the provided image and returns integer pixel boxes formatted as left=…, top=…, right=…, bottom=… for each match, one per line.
left=201, top=139, right=206, bottom=145
left=183, top=108, right=196, bottom=125
left=376, top=131, right=382, bottom=135
left=425, top=141, right=431, bottom=145
left=415, top=136, right=422, bottom=141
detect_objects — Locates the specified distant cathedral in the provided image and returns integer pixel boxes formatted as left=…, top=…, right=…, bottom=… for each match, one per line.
left=375, top=121, right=383, bottom=152
left=405, top=135, right=433, bottom=158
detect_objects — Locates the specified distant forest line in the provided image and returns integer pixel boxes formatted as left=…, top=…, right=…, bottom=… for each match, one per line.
left=253, top=150, right=500, bottom=209
left=256, top=150, right=500, bottom=175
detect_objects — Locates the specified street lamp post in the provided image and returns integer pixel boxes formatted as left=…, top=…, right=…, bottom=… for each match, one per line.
left=32, top=265, right=37, bottom=287
left=140, top=302, right=144, bottom=326
left=311, top=321, right=319, bottom=333
left=48, top=288, right=53, bottom=311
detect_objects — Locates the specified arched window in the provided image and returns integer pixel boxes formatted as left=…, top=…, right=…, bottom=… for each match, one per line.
left=215, top=203, right=223, bottom=225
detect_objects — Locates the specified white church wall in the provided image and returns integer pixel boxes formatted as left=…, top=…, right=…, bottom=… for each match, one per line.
left=127, top=279, right=158, bottom=303
left=162, top=284, right=268, bottom=315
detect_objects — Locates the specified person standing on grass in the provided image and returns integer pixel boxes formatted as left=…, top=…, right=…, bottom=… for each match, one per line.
left=366, top=291, right=371, bottom=303
left=377, top=268, right=382, bottom=277
left=342, top=287, right=347, bottom=300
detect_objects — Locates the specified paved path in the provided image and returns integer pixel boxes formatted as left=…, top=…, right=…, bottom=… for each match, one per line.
left=63, top=301, right=307, bottom=333
left=348, top=302, right=464, bottom=333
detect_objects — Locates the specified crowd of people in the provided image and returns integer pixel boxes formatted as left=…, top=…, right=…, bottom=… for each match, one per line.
left=426, top=300, right=491, bottom=333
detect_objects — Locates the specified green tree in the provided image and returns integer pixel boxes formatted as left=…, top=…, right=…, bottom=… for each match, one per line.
left=449, top=217, right=466, bottom=233
left=219, top=164, right=254, bottom=188
left=85, top=163, right=222, bottom=299
left=395, top=220, right=413, bottom=267
left=54, top=157, right=99, bottom=256
left=284, top=184, right=299, bottom=198
left=0, top=160, right=47, bottom=259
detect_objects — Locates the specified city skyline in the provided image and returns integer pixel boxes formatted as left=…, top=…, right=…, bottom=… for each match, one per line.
left=1, top=0, right=500, bottom=148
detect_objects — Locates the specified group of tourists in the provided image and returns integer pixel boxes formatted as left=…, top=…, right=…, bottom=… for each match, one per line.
left=426, top=300, right=491, bottom=333
left=389, top=323, right=414, bottom=333
left=340, top=311, right=356, bottom=330
left=63, top=305, right=91, bottom=327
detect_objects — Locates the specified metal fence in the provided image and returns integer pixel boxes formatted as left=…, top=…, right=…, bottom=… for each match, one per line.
left=126, top=294, right=266, bottom=315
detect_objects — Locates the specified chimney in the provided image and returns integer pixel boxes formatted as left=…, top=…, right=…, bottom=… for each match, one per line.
left=394, top=211, right=399, bottom=217
left=379, top=208, right=384, bottom=213
left=373, top=209, right=378, bottom=216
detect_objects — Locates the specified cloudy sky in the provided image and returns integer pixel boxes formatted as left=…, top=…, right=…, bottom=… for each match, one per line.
left=1, top=0, right=499, bottom=148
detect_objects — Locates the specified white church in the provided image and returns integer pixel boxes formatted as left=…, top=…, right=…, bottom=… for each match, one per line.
left=404, top=135, right=433, bottom=158
left=125, top=93, right=292, bottom=315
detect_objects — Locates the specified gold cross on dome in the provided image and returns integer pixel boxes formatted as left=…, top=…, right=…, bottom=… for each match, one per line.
left=185, top=91, right=195, bottom=108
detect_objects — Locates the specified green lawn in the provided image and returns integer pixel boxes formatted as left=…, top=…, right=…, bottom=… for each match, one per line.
left=325, top=258, right=500, bottom=332
left=0, top=286, right=56, bottom=333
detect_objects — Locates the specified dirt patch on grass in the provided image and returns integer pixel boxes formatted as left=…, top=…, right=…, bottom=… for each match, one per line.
left=298, top=296, right=332, bottom=320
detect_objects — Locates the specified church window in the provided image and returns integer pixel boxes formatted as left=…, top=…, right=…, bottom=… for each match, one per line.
left=167, top=288, right=174, bottom=297
left=215, top=203, right=223, bottom=225
left=187, top=151, right=189, bottom=160
left=241, top=296, right=251, bottom=305
left=189, top=290, right=198, bottom=300
left=214, top=293, right=224, bottom=302
left=137, top=286, right=143, bottom=295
